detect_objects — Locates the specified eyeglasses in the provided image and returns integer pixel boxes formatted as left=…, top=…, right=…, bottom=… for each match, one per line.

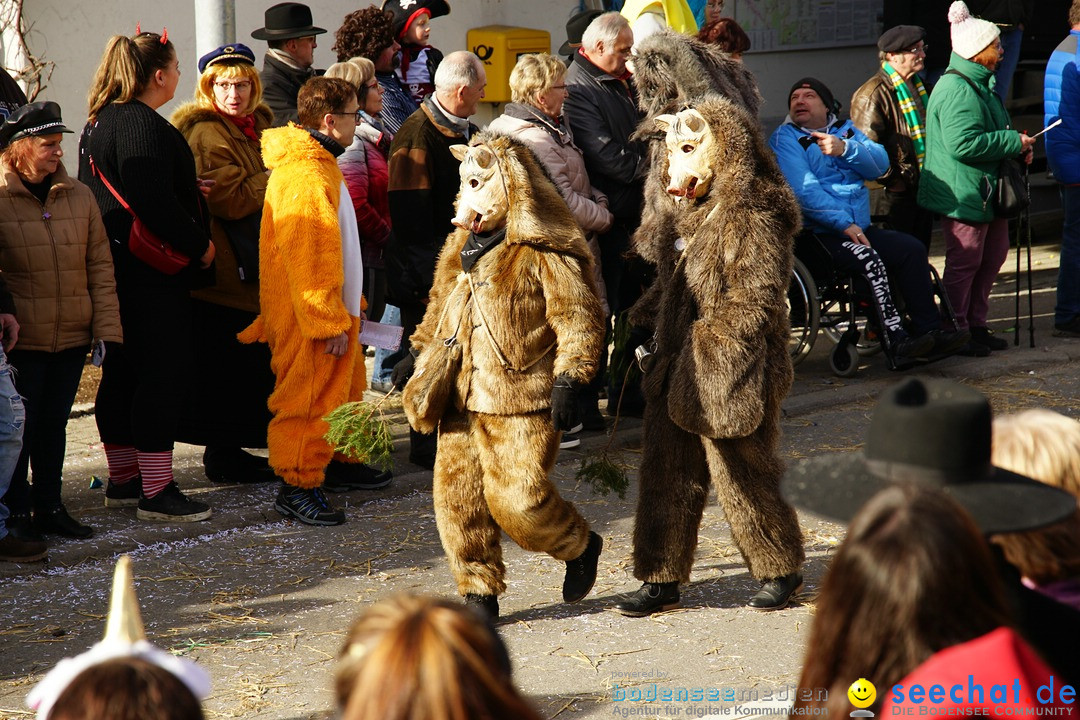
left=214, top=80, right=252, bottom=93
left=903, top=44, right=928, bottom=55
left=333, top=110, right=364, bottom=122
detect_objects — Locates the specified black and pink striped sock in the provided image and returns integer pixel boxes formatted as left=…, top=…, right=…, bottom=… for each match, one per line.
left=104, top=444, right=139, bottom=483
left=137, top=451, right=174, bottom=498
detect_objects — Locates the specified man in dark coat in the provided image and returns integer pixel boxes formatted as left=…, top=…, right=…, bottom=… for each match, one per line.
left=562, top=11, right=648, bottom=420
left=386, top=51, right=484, bottom=469
left=251, top=2, right=326, bottom=127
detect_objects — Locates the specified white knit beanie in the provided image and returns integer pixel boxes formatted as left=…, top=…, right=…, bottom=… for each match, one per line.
left=948, top=1, right=1000, bottom=59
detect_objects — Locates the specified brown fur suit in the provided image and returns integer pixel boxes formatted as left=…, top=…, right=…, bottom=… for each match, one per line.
left=402, top=132, right=605, bottom=597
left=629, top=97, right=805, bottom=585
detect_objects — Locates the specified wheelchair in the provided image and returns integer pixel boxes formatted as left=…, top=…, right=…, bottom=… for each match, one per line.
left=787, top=230, right=960, bottom=377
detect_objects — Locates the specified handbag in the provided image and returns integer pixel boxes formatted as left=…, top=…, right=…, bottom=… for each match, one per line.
left=219, top=212, right=261, bottom=283
left=994, top=156, right=1029, bottom=220
left=89, top=156, right=191, bottom=274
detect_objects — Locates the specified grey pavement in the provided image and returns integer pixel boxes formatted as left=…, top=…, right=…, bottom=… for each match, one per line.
left=1, top=231, right=1078, bottom=720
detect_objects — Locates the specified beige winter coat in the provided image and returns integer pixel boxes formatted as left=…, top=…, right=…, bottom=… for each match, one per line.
left=487, top=107, right=612, bottom=316
left=0, top=159, right=121, bottom=352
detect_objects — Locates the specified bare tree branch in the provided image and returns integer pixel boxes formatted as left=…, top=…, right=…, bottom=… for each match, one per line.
left=0, top=0, right=55, bottom=100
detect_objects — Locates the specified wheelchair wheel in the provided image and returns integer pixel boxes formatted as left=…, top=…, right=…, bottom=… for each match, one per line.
left=821, top=318, right=884, bottom=356
left=788, top=257, right=819, bottom=366
left=829, top=338, right=861, bottom=378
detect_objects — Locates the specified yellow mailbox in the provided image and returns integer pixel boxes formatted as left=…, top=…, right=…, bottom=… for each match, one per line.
left=467, top=25, right=551, bottom=103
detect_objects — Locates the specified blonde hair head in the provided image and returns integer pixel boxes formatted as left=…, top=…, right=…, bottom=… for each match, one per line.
left=326, top=61, right=364, bottom=89
left=992, top=409, right=1080, bottom=495
left=509, top=53, right=566, bottom=106
left=195, top=61, right=263, bottom=116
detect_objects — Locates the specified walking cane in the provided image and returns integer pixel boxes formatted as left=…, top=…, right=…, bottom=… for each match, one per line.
left=1013, top=161, right=1036, bottom=348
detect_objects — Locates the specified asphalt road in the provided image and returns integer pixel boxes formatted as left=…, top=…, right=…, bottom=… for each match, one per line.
left=1, top=238, right=1078, bottom=720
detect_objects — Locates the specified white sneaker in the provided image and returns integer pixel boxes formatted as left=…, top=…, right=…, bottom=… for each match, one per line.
left=559, top=423, right=584, bottom=449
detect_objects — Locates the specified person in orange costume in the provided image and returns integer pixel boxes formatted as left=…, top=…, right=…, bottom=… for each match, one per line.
left=239, top=76, right=370, bottom=525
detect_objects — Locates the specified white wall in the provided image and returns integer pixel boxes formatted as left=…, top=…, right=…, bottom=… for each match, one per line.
left=17, top=1, right=876, bottom=133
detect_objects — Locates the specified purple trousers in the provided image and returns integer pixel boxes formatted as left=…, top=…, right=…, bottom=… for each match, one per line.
left=941, top=217, right=1010, bottom=330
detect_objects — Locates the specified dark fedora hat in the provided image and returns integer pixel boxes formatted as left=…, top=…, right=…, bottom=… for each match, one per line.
left=560, top=9, right=603, bottom=56
left=381, top=0, right=450, bottom=41
left=251, top=2, right=326, bottom=41
left=782, top=377, right=1077, bottom=535
left=0, top=101, right=73, bottom=148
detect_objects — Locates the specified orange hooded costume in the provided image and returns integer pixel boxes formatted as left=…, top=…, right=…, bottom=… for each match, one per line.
left=239, top=124, right=366, bottom=488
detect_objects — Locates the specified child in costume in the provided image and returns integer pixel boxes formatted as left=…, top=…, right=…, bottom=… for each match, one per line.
left=383, top=0, right=449, bottom=104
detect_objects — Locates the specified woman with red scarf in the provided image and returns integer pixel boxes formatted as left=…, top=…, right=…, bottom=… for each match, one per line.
left=171, top=44, right=276, bottom=485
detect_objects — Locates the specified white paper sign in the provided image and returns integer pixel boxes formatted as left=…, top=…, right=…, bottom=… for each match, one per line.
left=358, top=320, right=404, bottom=351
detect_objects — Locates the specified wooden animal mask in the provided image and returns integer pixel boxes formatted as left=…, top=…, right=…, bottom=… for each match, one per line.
left=450, top=143, right=509, bottom=233
left=655, top=108, right=715, bottom=203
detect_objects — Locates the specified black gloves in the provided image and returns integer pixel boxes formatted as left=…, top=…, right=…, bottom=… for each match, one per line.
left=551, top=374, right=581, bottom=432
left=391, top=351, right=416, bottom=389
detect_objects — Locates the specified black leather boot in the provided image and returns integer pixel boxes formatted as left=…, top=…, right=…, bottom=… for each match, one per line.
left=613, top=581, right=681, bottom=617
left=34, top=506, right=94, bottom=539
left=563, top=531, right=603, bottom=602
left=464, top=593, right=499, bottom=620
left=746, top=572, right=803, bottom=611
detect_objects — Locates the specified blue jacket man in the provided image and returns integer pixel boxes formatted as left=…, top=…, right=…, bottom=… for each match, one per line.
left=1044, top=14, right=1080, bottom=336
left=769, top=77, right=968, bottom=362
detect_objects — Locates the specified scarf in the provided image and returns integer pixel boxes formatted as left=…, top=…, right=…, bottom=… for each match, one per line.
left=882, top=60, right=928, bottom=167
left=222, top=111, right=258, bottom=142
left=460, top=227, right=506, bottom=272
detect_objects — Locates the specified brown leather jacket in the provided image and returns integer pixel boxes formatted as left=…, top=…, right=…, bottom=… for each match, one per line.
left=0, top=159, right=122, bottom=351
left=850, top=68, right=925, bottom=191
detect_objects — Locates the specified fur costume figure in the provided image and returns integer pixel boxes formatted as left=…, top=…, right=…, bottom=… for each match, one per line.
left=401, top=131, right=605, bottom=615
left=614, top=98, right=806, bottom=616
left=238, top=124, right=366, bottom=490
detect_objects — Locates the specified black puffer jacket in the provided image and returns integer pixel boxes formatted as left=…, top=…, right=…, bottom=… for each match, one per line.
left=562, top=51, right=646, bottom=221
left=966, top=0, right=1033, bottom=25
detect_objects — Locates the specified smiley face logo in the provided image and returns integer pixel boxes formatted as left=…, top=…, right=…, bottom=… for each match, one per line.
left=848, top=678, right=876, bottom=709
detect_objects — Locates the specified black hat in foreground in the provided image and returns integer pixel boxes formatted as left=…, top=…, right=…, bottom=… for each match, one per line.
left=0, top=101, right=73, bottom=148
left=251, top=2, right=326, bottom=41
left=878, top=24, right=926, bottom=53
left=560, top=9, right=603, bottom=56
left=782, top=377, right=1077, bottom=535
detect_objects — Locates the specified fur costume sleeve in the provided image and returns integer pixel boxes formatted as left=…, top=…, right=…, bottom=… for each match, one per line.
left=538, top=251, right=605, bottom=385
left=265, top=178, right=351, bottom=340
left=408, top=228, right=467, bottom=355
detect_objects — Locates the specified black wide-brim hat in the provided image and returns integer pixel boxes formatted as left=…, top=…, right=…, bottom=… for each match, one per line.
left=559, top=9, right=603, bottom=55
left=0, top=101, right=74, bottom=148
left=251, top=2, right=327, bottom=41
left=381, top=0, right=450, bottom=40
left=782, top=377, right=1077, bottom=535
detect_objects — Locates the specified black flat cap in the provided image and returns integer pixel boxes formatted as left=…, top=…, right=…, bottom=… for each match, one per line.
left=878, top=25, right=926, bottom=53
left=0, top=101, right=73, bottom=148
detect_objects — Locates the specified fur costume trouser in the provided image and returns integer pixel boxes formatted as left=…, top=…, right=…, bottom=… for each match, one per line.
left=433, top=408, right=591, bottom=597
left=632, top=398, right=804, bottom=584
left=265, top=316, right=366, bottom=489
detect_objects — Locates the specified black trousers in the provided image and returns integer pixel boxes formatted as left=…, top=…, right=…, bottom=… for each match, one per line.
left=2, top=346, right=87, bottom=513
left=96, top=282, right=193, bottom=452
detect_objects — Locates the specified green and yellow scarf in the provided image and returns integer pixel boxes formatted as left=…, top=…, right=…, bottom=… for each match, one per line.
left=883, top=60, right=928, bottom=167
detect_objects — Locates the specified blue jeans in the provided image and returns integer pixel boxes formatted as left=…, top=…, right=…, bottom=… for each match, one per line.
left=994, top=26, right=1023, bottom=102
left=0, top=345, right=26, bottom=539
left=372, top=304, right=401, bottom=383
left=1056, top=185, right=1080, bottom=325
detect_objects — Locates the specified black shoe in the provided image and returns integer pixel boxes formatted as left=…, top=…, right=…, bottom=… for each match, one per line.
left=463, top=593, right=500, bottom=619
left=559, top=423, right=583, bottom=450
left=1053, top=316, right=1080, bottom=338
left=928, top=328, right=971, bottom=357
left=891, top=332, right=935, bottom=360
left=970, top=327, right=1008, bottom=351
left=203, top=446, right=275, bottom=484
left=958, top=340, right=991, bottom=357
left=274, top=484, right=345, bottom=526
left=563, top=531, right=603, bottom=602
left=0, top=533, right=47, bottom=562
left=137, top=482, right=212, bottom=522
left=104, top=476, right=142, bottom=508
left=7, top=513, right=43, bottom=542
left=322, top=460, right=392, bottom=492
left=747, top=572, right=803, bottom=611
left=408, top=452, right=436, bottom=470
left=613, top=582, right=681, bottom=617
left=34, top=506, right=93, bottom=539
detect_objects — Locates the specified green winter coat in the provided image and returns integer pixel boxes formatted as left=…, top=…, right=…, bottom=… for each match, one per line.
left=918, top=53, right=1023, bottom=223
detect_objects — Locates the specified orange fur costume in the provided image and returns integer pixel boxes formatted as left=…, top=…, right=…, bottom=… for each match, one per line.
left=239, top=124, right=366, bottom=489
